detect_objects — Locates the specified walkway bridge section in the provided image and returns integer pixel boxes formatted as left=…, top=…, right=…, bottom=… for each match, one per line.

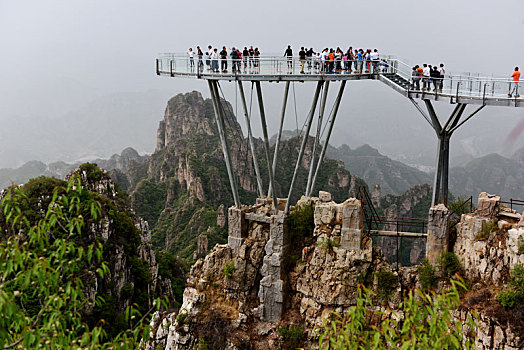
left=156, top=54, right=524, bottom=213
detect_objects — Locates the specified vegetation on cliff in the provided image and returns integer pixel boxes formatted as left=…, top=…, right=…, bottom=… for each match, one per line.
left=318, top=280, right=478, bottom=349
left=0, top=176, right=163, bottom=348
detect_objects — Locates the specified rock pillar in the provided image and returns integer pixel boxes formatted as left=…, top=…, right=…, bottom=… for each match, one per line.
left=426, top=204, right=450, bottom=264
left=228, top=207, right=248, bottom=256
left=258, top=211, right=287, bottom=322
left=339, top=198, right=364, bottom=250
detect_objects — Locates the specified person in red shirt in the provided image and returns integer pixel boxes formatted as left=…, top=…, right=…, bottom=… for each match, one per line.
left=509, top=67, right=520, bottom=98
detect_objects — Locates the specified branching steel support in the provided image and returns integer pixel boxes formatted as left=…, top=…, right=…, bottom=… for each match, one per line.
left=310, top=80, right=347, bottom=196
left=255, top=81, right=279, bottom=213
left=237, top=81, right=264, bottom=197
left=422, top=100, right=468, bottom=206
left=306, top=81, right=330, bottom=196
left=208, top=80, right=240, bottom=207
left=268, top=81, right=290, bottom=197
left=285, top=81, right=323, bottom=214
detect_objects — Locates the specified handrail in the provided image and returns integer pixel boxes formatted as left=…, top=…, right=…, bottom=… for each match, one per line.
left=501, top=198, right=524, bottom=211
left=157, top=54, right=523, bottom=100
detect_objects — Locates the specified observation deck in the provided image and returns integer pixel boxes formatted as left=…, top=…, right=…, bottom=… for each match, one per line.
left=156, top=54, right=523, bottom=107
left=155, top=53, right=524, bottom=213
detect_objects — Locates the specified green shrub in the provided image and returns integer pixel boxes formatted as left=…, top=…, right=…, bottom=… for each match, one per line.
left=176, top=311, right=191, bottom=327
left=497, top=264, right=524, bottom=308
left=278, top=324, right=305, bottom=349
left=497, top=290, right=520, bottom=308
left=317, top=279, right=477, bottom=349
left=223, top=260, right=236, bottom=279
left=78, top=162, right=104, bottom=182
left=317, top=237, right=340, bottom=250
left=476, top=220, right=497, bottom=241
left=509, top=264, right=524, bottom=294
left=518, top=237, right=524, bottom=255
left=439, top=252, right=464, bottom=279
left=375, top=270, right=397, bottom=301
left=418, top=258, right=438, bottom=291
left=287, top=203, right=315, bottom=241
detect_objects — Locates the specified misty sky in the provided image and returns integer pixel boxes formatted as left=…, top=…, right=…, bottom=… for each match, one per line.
left=1, top=0, right=524, bottom=168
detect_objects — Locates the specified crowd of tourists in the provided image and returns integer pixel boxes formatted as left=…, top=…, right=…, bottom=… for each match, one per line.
left=187, top=46, right=261, bottom=73
left=186, top=46, right=521, bottom=98
left=284, top=45, right=388, bottom=74
left=410, top=64, right=446, bottom=92
left=186, top=45, right=389, bottom=74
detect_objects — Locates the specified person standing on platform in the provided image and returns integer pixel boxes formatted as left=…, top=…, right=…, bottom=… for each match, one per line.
left=206, top=45, right=213, bottom=71
left=249, top=46, right=255, bottom=67
left=196, top=46, right=203, bottom=71
left=220, top=46, right=228, bottom=72
left=254, top=48, right=260, bottom=68
left=438, top=64, right=445, bottom=92
left=509, top=67, right=520, bottom=98
left=346, top=47, right=353, bottom=72
left=284, top=45, right=293, bottom=69
left=230, top=47, right=239, bottom=72
left=422, top=64, right=430, bottom=90
left=299, top=47, right=306, bottom=73
left=243, top=47, right=249, bottom=69
left=187, top=48, right=195, bottom=69
left=212, top=48, right=219, bottom=72
left=371, top=49, right=379, bottom=73
left=306, top=47, right=314, bottom=71
left=357, top=49, right=363, bottom=73
left=431, top=65, right=440, bottom=91
left=411, top=66, right=421, bottom=90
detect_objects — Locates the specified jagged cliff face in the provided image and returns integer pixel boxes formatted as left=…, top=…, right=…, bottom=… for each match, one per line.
left=154, top=91, right=256, bottom=199
left=123, top=91, right=360, bottom=260
left=0, top=164, right=170, bottom=337
left=145, top=191, right=524, bottom=350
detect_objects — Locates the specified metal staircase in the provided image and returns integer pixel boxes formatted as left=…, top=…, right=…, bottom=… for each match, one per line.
left=356, top=186, right=382, bottom=234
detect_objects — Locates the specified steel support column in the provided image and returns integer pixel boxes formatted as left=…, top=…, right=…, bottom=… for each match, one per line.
left=208, top=80, right=240, bottom=207
left=421, top=100, right=467, bottom=206
left=237, top=81, right=264, bottom=197
left=306, top=81, right=330, bottom=196
left=310, top=80, right=346, bottom=196
left=268, top=81, right=290, bottom=197
left=254, top=81, right=279, bottom=213
left=284, top=81, right=323, bottom=214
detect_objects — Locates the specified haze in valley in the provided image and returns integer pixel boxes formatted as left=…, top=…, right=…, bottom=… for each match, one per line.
left=1, top=0, right=524, bottom=170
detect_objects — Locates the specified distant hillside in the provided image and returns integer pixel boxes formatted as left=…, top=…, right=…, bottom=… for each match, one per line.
left=449, top=149, right=524, bottom=201
left=327, top=144, right=432, bottom=196
left=0, top=147, right=146, bottom=190
left=270, top=130, right=432, bottom=196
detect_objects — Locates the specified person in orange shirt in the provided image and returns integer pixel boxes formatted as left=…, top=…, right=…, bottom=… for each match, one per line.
left=509, top=67, right=520, bottom=98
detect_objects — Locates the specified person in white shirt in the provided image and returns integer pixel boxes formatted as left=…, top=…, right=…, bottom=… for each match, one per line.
left=370, top=49, right=379, bottom=73
left=422, top=64, right=431, bottom=90
left=438, top=64, right=445, bottom=92
left=211, top=48, right=219, bottom=72
left=205, top=45, right=212, bottom=71
left=187, top=48, right=195, bottom=69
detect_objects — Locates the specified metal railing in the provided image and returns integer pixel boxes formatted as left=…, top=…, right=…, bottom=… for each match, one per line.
left=156, top=54, right=523, bottom=101
left=156, top=53, right=396, bottom=77
left=501, top=198, right=524, bottom=211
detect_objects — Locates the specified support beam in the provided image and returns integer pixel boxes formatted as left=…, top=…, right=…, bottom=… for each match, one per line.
left=208, top=80, right=240, bottom=207
left=255, top=81, right=279, bottom=213
left=268, top=81, right=290, bottom=197
left=237, top=81, right=264, bottom=197
left=416, top=100, right=469, bottom=206
left=306, top=81, right=330, bottom=196
left=310, top=80, right=346, bottom=196
left=284, top=81, right=323, bottom=214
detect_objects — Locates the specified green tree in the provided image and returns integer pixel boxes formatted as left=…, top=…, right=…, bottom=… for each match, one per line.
left=0, top=177, right=162, bottom=349
left=317, top=279, right=478, bottom=349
